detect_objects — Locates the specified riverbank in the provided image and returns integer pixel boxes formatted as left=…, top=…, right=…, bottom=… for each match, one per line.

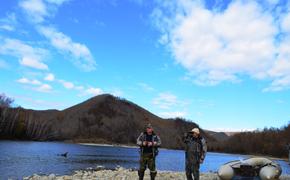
left=24, top=167, right=290, bottom=180
left=24, top=167, right=218, bottom=180
left=78, top=142, right=139, bottom=149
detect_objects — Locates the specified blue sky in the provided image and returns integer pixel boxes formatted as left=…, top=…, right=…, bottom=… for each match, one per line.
left=0, top=0, right=290, bottom=131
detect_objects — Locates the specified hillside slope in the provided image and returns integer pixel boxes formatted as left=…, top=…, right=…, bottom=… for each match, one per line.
left=0, top=94, right=216, bottom=149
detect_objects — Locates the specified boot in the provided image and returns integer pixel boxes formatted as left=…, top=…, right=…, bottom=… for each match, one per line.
left=150, top=171, right=157, bottom=180
left=138, top=170, right=144, bottom=180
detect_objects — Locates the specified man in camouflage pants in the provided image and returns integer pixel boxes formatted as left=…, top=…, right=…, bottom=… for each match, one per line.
left=137, top=124, right=161, bottom=180
left=184, top=128, right=207, bottom=180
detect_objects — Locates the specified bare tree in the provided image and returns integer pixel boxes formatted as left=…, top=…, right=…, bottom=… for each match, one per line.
left=0, top=93, right=14, bottom=107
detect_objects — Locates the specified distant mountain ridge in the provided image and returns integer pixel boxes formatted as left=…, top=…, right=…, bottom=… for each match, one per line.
left=204, top=130, right=229, bottom=141
left=0, top=94, right=218, bottom=149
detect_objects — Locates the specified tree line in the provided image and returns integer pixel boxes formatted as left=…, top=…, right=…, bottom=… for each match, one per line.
left=211, top=124, right=290, bottom=158
left=1, top=93, right=289, bottom=158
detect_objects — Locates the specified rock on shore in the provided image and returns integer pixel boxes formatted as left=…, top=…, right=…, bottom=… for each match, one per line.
left=24, top=167, right=290, bottom=180
left=25, top=167, right=218, bottom=180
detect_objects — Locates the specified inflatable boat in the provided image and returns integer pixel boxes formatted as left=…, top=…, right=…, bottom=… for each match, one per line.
left=218, top=157, right=282, bottom=180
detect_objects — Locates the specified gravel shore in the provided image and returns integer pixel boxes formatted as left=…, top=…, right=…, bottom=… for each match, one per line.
left=24, top=167, right=290, bottom=180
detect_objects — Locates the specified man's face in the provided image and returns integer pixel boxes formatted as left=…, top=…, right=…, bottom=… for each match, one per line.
left=146, top=127, right=153, bottom=134
left=193, top=132, right=198, bottom=138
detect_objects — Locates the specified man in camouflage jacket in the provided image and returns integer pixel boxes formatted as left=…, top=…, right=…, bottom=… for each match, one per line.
left=137, top=124, right=161, bottom=180
left=183, top=128, right=207, bottom=180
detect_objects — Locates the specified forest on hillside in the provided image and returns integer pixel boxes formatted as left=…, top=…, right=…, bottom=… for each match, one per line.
left=210, top=124, right=290, bottom=158
left=1, top=93, right=289, bottom=158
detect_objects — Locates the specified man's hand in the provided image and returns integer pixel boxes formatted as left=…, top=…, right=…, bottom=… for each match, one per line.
left=153, top=142, right=157, bottom=146
left=147, top=142, right=153, bottom=146
left=143, top=141, right=147, bottom=146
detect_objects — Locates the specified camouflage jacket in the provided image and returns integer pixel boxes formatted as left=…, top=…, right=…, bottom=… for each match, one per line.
left=137, top=132, right=161, bottom=156
left=184, top=134, right=207, bottom=162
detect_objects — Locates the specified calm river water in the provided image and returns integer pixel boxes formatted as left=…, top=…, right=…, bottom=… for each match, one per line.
left=0, top=141, right=289, bottom=179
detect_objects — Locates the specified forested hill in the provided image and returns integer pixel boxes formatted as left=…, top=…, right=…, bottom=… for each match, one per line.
left=212, top=124, right=290, bottom=158
left=0, top=94, right=216, bottom=149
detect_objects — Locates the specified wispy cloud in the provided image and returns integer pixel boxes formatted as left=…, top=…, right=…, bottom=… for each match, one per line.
left=45, top=0, right=70, bottom=5
left=0, top=25, right=14, bottom=31
left=152, top=92, right=178, bottom=109
left=37, top=26, right=96, bottom=71
left=36, top=84, right=52, bottom=92
left=17, top=77, right=52, bottom=93
left=152, top=0, right=290, bottom=91
left=19, top=0, right=48, bottom=23
left=0, top=38, right=48, bottom=70
left=13, top=94, right=65, bottom=110
left=138, top=83, right=154, bottom=92
left=109, top=88, right=123, bottom=97
left=20, top=56, right=48, bottom=70
left=152, top=92, right=189, bottom=118
left=152, top=92, right=188, bottom=109
left=83, top=87, right=103, bottom=96
left=158, top=111, right=187, bottom=118
left=19, top=0, right=70, bottom=23
left=17, top=77, right=42, bottom=85
left=19, top=0, right=96, bottom=71
left=0, top=13, right=17, bottom=31
left=58, top=79, right=74, bottom=89
left=44, top=73, right=55, bottom=81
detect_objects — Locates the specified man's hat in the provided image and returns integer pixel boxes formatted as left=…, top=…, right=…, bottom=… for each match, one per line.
left=146, top=123, right=153, bottom=129
left=191, top=128, right=200, bottom=134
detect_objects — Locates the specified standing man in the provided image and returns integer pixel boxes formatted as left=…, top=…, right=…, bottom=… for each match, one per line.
left=183, top=128, right=207, bottom=180
left=137, top=124, right=161, bottom=180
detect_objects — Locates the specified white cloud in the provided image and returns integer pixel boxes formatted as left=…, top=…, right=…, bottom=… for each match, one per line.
left=17, top=77, right=53, bottom=93
left=17, top=77, right=42, bottom=85
left=152, top=92, right=178, bottom=109
left=19, top=0, right=96, bottom=72
left=152, top=92, right=188, bottom=109
left=110, top=89, right=123, bottom=97
left=158, top=111, right=187, bottom=118
left=19, top=0, right=48, bottom=23
left=0, top=25, right=14, bottom=31
left=208, top=127, right=256, bottom=133
left=45, top=0, right=70, bottom=5
left=44, top=73, right=55, bottom=81
left=36, top=84, right=52, bottom=92
left=37, top=26, right=96, bottom=71
left=0, top=38, right=48, bottom=70
left=75, top=86, right=84, bottom=91
left=20, top=57, right=48, bottom=70
left=0, top=13, right=17, bottom=31
left=152, top=0, right=290, bottom=91
left=138, top=83, right=154, bottom=91
left=59, top=80, right=74, bottom=89
left=13, top=94, right=65, bottom=110
left=84, top=87, right=103, bottom=96
left=282, top=13, right=290, bottom=32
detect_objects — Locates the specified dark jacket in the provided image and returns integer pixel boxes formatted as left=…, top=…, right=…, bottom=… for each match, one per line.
left=183, top=134, right=207, bottom=162
left=137, top=132, right=161, bottom=156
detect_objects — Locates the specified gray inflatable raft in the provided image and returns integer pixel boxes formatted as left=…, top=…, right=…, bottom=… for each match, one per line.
left=218, top=157, right=282, bottom=180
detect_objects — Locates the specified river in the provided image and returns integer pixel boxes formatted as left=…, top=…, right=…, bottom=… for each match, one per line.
left=0, top=141, right=289, bottom=179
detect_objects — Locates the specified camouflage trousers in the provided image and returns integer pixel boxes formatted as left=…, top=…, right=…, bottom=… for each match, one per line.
left=185, top=159, right=200, bottom=180
left=138, top=153, right=157, bottom=179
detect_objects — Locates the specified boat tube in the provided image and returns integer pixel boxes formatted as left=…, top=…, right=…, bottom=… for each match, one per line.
left=218, top=157, right=282, bottom=180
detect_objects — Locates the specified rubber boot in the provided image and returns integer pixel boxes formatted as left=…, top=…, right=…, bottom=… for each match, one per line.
left=138, top=170, right=144, bottom=180
left=150, top=171, right=157, bottom=180
left=186, top=172, right=193, bottom=180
